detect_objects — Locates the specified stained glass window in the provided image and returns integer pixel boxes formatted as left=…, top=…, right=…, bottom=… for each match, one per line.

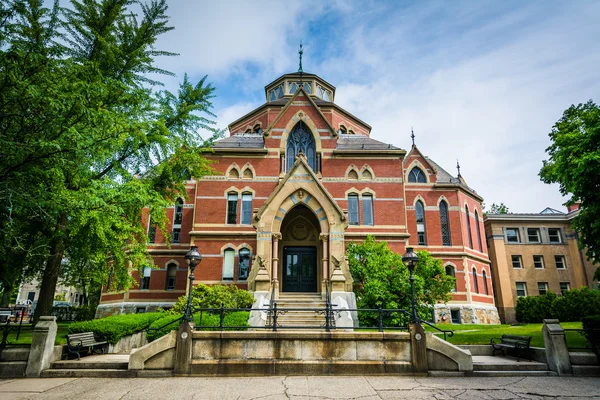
left=269, top=84, right=284, bottom=101
left=416, top=200, right=426, bottom=245
left=286, top=122, right=316, bottom=171
left=440, top=201, right=451, bottom=246
left=408, top=167, right=426, bottom=183
left=465, top=205, right=473, bottom=249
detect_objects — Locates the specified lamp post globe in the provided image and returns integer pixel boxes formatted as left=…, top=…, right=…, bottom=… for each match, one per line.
left=402, top=247, right=420, bottom=322
left=184, top=246, right=202, bottom=322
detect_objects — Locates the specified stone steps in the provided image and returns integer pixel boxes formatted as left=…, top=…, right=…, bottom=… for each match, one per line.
left=468, top=370, right=558, bottom=377
left=41, top=368, right=137, bottom=378
left=50, top=360, right=129, bottom=370
left=473, top=362, right=549, bottom=371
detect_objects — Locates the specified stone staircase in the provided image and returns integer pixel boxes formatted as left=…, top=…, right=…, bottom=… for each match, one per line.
left=469, top=355, right=556, bottom=376
left=40, top=354, right=135, bottom=378
left=271, top=293, right=329, bottom=330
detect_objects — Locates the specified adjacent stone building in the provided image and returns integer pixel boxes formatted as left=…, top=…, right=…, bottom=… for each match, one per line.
left=485, top=205, right=598, bottom=324
left=97, top=70, right=499, bottom=324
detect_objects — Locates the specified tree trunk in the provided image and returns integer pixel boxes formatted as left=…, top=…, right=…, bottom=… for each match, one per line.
left=33, top=212, right=68, bottom=323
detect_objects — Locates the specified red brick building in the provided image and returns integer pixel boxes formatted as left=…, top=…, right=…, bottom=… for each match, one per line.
left=98, top=71, right=499, bottom=324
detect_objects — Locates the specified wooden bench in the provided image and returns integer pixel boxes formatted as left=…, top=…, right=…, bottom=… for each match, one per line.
left=66, top=332, right=108, bottom=360
left=490, top=334, right=532, bottom=362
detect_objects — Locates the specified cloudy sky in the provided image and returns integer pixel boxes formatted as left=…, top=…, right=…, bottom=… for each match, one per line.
left=152, top=0, right=600, bottom=213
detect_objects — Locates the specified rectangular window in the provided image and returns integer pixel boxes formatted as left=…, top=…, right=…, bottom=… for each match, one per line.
left=174, top=204, right=183, bottom=225
left=559, top=282, right=570, bottom=295
left=527, top=228, right=541, bottom=243
left=227, top=194, right=238, bottom=224
left=140, top=267, right=151, bottom=290
left=505, top=228, right=520, bottom=243
left=241, top=193, right=253, bottom=225
left=450, top=309, right=461, bottom=324
left=238, top=249, right=251, bottom=281
left=555, top=255, right=566, bottom=269
left=516, top=282, right=527, bottom=297
left=533, top=255, right=544, bottom=269
left=511, top=255, right=523, bottom=269
left=223, top=249, right=235, bottom=281
left=27, top=291, right=35, bottom=303
left=348, top=195, right=359, bottom=225
left=165, top=264, right=177, bottom=290
left=171, top=228, right=181, bottom=243
left=548, top=228, right=562, bottom=243
left=538, top=282, right=549, bottom=295
left=148, top=216, right=157, bottom=244
left=362, top=194, right=374, bottom=226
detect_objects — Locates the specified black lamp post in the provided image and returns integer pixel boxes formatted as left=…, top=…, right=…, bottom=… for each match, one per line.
left=184, top=245, right=202, bottom=322
left=402, top=247, right=420, bottom=323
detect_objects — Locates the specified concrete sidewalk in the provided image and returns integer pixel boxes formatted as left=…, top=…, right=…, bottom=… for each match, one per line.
left=1, top=376, right=599, bottom=399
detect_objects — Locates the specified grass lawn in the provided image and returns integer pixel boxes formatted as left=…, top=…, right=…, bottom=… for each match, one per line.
left=5, top=322, right=70, bottom=345
left=425, top=322, right=587, bottom=349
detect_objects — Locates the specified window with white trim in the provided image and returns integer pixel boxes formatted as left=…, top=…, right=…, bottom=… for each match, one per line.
left=223, top=249, right=235, bottom=281
left=416, top=200, right=427, bottom=245
left=533, top=255, right=544, bottom=269
left=548, top=228, right=562, bottom=243
left=555, top=255, right=566, bottom=269
left=511, top=255, right=523, bottom=269
left=174, top=198, right=183, bottom=225
left=241, top=193, right=253, bottom=225
left=516, top=282, right=527, bottom=297
left=362, top=194, right=374, bottom=226
left=527, top=228, right=540, bottom=243
left=505, top=228, right=520, bottom=243
left=538, top=282, right=549, bottom=295
left=445, top=265, right=456, bottom=292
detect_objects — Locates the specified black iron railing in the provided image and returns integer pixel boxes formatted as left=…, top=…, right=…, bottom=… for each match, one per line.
left=420, top=319, right=454, bottom=341
left=0, top=310, right=30, bottom=356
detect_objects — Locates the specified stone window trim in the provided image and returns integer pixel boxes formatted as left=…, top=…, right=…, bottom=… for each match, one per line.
left=241, top=162, right=256, bottom=179
left=226, top=163, right=241, bottom=179
left=416, top=200, right=427, bottom=246
left=165, top=263, right=177, bottom=291
left=346, top=190, right=376, bottom=226
left=220, top=244, right=253, bottom=282
left=516, top=282, right=527, bottom=297
left=359, top=164, right=375, bottom=180
left=533, top=255, right=545, bottom=269
left=345, top=164, right=360, bottom=180
left=407, top=166, right=427, bottom=183
left=444, top=263, right=457, bottom=292
left=511, top=255, right=523, bottom=269
left=140, top=266, right=152, bottom=290
left=439, top=200, right=452, bottom=246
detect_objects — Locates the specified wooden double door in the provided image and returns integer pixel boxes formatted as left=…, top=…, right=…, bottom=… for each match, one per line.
left=282, top=246, right=317, bottom=292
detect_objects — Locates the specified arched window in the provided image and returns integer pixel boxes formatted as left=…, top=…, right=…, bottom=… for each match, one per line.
left=226, top=193, right=238, bottom=225
left=408, top=167, right=427, bottom=183
left=165, top=263, right=177, bottom=290
left=439, top=201, right=451, bottom=246
left=445, top=265, right=456, bottom=292
left=472, top=267, right=479, bottom=294
left=229, top=168, right=239, bottom=179
left=348, top=170, right=358, bottom=180
left=238, top=248, right=251, bottom=280
left=416, top=200, right=427, bottom=245
left=475, top=210, right=483, bottom=252
left=223, top=249, right=235, bottom=281
left=286, top=122, right=316, bottom=171
left=482, top=269, right=489, bottom=295
left=465, top=205, right=473, bottom=249
left=243, top=168, right=253, bottom=179
left=338, top=125, right=347, bottom=135
left=361, top=170, right=372, bottom=180
left=253, top=124, right=262, bottom=134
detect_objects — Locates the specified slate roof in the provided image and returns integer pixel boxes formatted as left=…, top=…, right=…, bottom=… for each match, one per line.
left=426, top=157, right=479, bottom=195
left=212, top=134, right=264, bottom=148
left=336, top=134, right=400, bottom=151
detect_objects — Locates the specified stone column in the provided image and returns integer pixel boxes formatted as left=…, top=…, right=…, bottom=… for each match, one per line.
left=320, top=233, right=329, bottom=282
left=272, top=233, right=281, bottom=299
left=26, top=316, right=58, bottom=377
left=543, top=319, right=572, bottom=375
left=174, top=321, right=193, bottom=375
left=410, top=322, right=428, bottom=374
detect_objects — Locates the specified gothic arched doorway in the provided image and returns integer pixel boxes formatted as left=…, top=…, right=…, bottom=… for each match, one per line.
left=280, top=204, right=320, bottom=292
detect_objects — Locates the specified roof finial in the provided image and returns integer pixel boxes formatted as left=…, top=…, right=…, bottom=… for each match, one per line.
left=298, top=41, right=303, bottom=73
left=456, top=159, right=461, bottom=177
left=410, top=127, right=415, bottom=146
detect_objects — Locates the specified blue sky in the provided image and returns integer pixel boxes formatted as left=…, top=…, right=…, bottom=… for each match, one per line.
left=152, top=0, right=600, bottom=213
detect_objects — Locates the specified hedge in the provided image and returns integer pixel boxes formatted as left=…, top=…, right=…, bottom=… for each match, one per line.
left=68, top=312, right=165, bottom=344
left=516, top=287, right=600, bottom=323
left=145, top=311, right=250, bottom=342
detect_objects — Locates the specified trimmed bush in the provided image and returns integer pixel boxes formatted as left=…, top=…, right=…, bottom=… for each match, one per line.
left=68, top=312, right=165, bottom=344
left=171, top=284, right=255, bottom=314
left=146, top=314, right=183, bottom=342
left=515, top=288, right=600, bottom=323
left=582, top=314, right=600, bottom=358
left=194, top=311, right=250, bottom=331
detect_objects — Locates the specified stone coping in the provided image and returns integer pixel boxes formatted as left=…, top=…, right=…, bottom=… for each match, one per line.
left=191, top=330, right=410, bottom=340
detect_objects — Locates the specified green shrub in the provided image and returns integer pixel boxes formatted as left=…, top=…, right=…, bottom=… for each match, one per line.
left=68, top=312, right=164, bottom=344
left=171, top=284, right=254, bottom=314
left=146, top=314, right=184, bottom=342
left=582, top=314, right=600, bottom=357
left=515, top=292, right=556, bottom=323
left=194, top=311, right=249, bottom=330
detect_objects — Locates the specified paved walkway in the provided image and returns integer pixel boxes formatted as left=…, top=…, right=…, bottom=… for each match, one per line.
left=1, top=376, right=599, bottom=399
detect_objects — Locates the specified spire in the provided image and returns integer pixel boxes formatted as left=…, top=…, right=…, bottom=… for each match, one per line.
left=456, top=159, right=461, bottom=177
left=298, top=41, right=303, bottom=73
left=410, top=127, right=415, bottom=146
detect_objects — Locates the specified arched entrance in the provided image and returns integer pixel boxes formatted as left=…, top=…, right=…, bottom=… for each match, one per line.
left=279, top=204, right=321, bottom=292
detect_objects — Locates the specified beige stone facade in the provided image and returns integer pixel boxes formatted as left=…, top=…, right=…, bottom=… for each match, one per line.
left=484, top=207, right=599, bottom=324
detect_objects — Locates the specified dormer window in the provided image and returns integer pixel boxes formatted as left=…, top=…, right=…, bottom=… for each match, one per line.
left=268, top=84, right=284, bottom=101
left=408, top=167, right=427, bottom=183
left=316, top=84, right=331, bottom=101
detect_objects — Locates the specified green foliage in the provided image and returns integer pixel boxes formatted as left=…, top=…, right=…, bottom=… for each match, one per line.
left=146, top=313, right=183, bottom=342
left=515, top=292, right=557, bottom=323
left=54, top=293, right=66, bottom=301
left=194, top=311, right=250, bottom=331
left=0, top=0, right=221, bottom=319
left=515, top=288, right=600, bottom=323
left=171, top=284, right=255, bottom=314
left=582, top=314, right=600, bottom=355
left=540, top=100, right=600, bottom=266
left=68, top=312, right=164, bottom=344
left=484, top=202, right=510, bottom=215
left=347, top=236, right=455, bottom=326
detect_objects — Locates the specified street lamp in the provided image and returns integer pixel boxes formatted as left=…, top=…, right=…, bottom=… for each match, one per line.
left=184, top=245, right=202, bottom=322
left=402, top=247, right=419, bottom=323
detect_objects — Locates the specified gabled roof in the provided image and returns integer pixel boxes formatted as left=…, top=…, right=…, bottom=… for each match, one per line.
left=264, top=87, right=337, bottom=137
left=254, top=154, right=346, bottom=222
left=336, top=134, right=400, bottom=150
left=540, top=207, right=564, bottom=214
